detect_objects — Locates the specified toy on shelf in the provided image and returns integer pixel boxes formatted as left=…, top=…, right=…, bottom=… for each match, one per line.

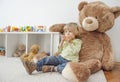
left=20, top=44, right=40, bottom=62
left=19, top=26, right=26, bottom=32
left=0, top=28, right=3, bottom=32
left=11, top=26, right=19, bottom=32
left=36, top=26, right=46, bottom=32
left=13, top=44, right=26, bottom=57
left=0, top=25, right=46, bottom=32
left=0, top=47, right=5, bottom=56
left=0, top=26, right=10, bottom=32
left=25, top=26, right=35, bottom=32
left=5, top=26, right=11, bottom=32
left=0, top=26, right=11, bottom=32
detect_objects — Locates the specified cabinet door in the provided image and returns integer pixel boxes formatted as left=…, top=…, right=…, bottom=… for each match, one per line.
left=6, top=34, right=26, bottom=57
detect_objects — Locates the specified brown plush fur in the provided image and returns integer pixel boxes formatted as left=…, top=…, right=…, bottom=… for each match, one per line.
left=13, top=44, right=26, bottom=57
left=69, top=62, right=90, bottom=82
left=21, top=44, right=40, bottom=62
left=78, top=1, right=120, bottom=32
left=49, top=1, right=120, bottom=82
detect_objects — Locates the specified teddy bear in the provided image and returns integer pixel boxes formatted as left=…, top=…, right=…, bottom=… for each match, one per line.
left=49, top=1, right=120, bottom=82
left=13, top=44, right=26, bottom=57
left=20, top=44, right=40, bottom=62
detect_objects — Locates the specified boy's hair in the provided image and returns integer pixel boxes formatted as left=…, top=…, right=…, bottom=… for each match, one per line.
left=63, top=22, right=80, bottom=36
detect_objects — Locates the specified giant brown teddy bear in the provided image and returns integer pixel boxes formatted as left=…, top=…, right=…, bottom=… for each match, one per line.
left=49, top=1, right=120, bottom=82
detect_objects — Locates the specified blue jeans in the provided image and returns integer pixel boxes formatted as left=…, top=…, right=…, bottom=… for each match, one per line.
left=36, top=55, right=70, bottom=73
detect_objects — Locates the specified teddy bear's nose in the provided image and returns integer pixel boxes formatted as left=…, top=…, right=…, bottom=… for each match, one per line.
left=86, top=19, right=93, bottom=24
left=82, top=17, right=99, bottom=31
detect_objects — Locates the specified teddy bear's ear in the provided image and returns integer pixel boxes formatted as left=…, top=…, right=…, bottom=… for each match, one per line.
left=78, top=1, right=88, bottom=11
left=111, top=6, right=120, bottom=18
left=49, top=24, right=66, bottom=34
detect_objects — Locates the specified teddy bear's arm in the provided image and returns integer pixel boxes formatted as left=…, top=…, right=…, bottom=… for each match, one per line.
left=102, top=34, right=114, bottom=71
left=49, top=24, right=66, bottom=33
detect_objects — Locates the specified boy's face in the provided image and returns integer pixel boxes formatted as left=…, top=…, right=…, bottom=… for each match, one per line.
left=64, top=29, right=75, bottom=41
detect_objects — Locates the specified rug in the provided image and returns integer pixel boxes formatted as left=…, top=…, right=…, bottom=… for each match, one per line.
left=0, top=56, right=107, bottom=82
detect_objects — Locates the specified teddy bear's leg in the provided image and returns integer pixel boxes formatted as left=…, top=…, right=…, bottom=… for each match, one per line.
left=62, top=62, right=91, bottom=82
left=83, top=59, right=102, bottom=74
left=62, top=59, right=101, bottom=82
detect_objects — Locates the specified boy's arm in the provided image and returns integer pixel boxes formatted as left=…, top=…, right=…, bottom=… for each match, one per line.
left=54, top=35, right=65, bottom=56
left=58, top=40, right=64, bottom=48
left=58, top=35, right=65, bottom=48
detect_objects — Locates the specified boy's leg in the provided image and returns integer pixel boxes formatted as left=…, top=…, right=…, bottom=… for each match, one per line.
left=35, top=56, right=60, bottom=71
left=57, top=63, right=68, bottom=73
left=42, top=56, right=70, bottom=73
left=23, top=56, right=60, bottom=74
left=42, top=57, right=70, bottom=73
left=42, top=63, right=68, bottom=73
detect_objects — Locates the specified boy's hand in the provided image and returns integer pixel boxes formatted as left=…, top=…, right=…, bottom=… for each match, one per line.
left=65, top=33, right=74, bottom=42
left=58, top=35, right=65, bottom=48
left=61, top=35, right=66, bottom=41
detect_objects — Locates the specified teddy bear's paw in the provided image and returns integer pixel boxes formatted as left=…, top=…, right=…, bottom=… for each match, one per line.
left=62, top=62, right=90, bottom=82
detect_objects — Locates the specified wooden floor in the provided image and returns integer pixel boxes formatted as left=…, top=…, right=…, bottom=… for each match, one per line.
left=104, top=62, right=120, bottom=82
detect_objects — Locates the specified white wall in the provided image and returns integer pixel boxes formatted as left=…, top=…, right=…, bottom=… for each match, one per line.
left=0, top=0, right=120, bottom=61
left=0, top=0, right=80, bottom=29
